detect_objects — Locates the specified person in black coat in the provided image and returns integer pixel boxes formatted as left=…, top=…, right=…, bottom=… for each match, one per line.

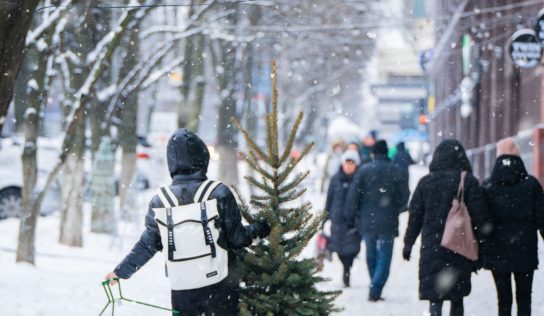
left=344, top=140, right=410, bottom=301
left=403, top=139, right=491, bottom=316
left=482, top=138, right=544, bottom=316
left=105, top=128, right=270, bottom=315
left=325, top=149, right=361, bottom=287
left=393, top=142, right=415, bottom=177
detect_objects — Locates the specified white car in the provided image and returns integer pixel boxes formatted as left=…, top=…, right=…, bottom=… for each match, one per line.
left=0, top=137, right=62, bottom=219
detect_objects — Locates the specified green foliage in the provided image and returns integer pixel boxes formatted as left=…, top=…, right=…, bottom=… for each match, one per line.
left=232, top=61, right=341, bottom=315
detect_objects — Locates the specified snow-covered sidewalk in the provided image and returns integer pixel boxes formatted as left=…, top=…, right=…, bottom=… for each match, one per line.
left=2, top=165, right=544, bottom=315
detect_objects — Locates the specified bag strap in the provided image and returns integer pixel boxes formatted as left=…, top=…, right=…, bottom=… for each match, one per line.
left=157, top=187, right=174, bottom=208
left=200, top=202, right=217, bottom=258
left=457, top=171, right=467, bottom=203
left=166, top=206, right=176, bottom=260
left=194, top=180, right=212, bottom=203
left=194, top=180, right=222, bottom=203
left=201, top=181, right=221, bottom=202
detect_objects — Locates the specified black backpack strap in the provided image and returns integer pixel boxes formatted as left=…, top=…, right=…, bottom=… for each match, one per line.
left=166, top=206, right=176, bottom=260
left=200, top=202, right=216, bottom=258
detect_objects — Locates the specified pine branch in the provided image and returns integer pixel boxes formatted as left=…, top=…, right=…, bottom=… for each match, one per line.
left=231, top=116, right=272, bottom=166
left=278, top=188, right=306, bottom=204
left=239, top=150, right=275, bottom=181
left=277, top=142, right=314, bottom=184
left=278, top=171, right=310, bottom=195
left=231, top=185, right=255, bottom=224
left=279, top=112, right=303, bottom=165
left=244, top=175, right=274, bottom=196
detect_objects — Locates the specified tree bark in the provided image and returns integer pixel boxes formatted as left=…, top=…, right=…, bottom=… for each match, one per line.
left=118, top=24, right=140, bottom=215
left=0, top=0, right=41, bottom=132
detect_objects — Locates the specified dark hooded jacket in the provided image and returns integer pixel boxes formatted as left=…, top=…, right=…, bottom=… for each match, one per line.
left=114, top=129, right=264, bottom=280
left=325, top=168, right=361, bottom=256
left=482, top=155, right=544, bottom=272
left=403, top=139, right=491, bottom=301
left=393, top=142, right=414, bottom=176
left=344, top=141, right=410, bottom=238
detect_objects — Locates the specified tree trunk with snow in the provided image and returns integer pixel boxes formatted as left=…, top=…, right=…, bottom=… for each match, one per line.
left=16, top=107, right=40, bottom=264
left=0, top=0, right=41, bottom=132
left=59, top=123, right=85, bottom=247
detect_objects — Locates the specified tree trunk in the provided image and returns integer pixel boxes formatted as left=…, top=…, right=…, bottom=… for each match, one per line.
left=59, top=153, right=85, bottom=246
left=16, top=109, right=39, bottom=264
left=177, top=0, right=196, bottom=128
left=188, top=34, right=206, bottom=132
left=118, top=23, right=140, bottom=215
left=0, top=0, right=41, bottom=132
left=59, top=122, right=85, bottom=247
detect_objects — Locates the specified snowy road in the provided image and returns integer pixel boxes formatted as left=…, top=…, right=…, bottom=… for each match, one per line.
left=2, top=165, right=544, bottom=315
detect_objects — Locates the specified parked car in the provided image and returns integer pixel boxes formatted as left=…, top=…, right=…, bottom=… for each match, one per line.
left=0, top=137, right=62, bottom=219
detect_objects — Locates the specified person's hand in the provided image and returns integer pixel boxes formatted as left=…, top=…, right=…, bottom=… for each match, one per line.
left=255, top=221, right=271, bottom=239
left=104, top=272, right=118, bottom=285
left=402, top=245, right=411, bottom=261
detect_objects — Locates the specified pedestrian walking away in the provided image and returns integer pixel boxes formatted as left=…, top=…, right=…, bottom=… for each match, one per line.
left=344, top=140, right=410, bottom=301
left=325, top=149, right=362, bottom=287
left=403, top=139, right=492, bottom=316
left=393, top=142, right=415, bottom=179
left=482, top=138, right=544, bottom=316
left=104, top=128, right=270, bottom=316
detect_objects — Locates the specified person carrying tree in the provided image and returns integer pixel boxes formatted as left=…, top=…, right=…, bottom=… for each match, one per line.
left=104, top=128, right=271, bottom=316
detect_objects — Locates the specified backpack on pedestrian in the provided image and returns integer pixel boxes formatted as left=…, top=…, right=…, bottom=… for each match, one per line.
left=154, top=180, right=228, bottom=290
left=441, top=171, right=479, bottom=261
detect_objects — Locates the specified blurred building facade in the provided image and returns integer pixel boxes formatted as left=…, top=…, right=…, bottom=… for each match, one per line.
left=429, top=0, right=544, bottom=181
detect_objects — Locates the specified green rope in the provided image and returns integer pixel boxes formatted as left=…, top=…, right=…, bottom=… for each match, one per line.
left=99, top=278, right=180, bottom=315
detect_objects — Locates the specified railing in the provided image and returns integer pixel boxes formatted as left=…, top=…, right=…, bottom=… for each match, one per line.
left=466, top=129, right=534, bottom=181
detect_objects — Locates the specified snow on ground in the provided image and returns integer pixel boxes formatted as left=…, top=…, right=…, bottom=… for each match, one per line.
left=2, top=163, right=544, bottom=315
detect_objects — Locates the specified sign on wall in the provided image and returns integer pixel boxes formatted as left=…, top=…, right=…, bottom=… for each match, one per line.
left=509, top=29, right=542, bottom=68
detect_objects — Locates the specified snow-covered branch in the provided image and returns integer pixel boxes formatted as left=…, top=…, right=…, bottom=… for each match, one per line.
left=26, top=0, right=73, bottom=46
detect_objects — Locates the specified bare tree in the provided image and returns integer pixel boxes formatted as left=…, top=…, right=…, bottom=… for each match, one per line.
left=0, top=0, right=41, bottom=132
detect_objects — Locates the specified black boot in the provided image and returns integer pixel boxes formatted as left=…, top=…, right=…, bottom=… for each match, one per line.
left=343, top=270, right=350, bottom=287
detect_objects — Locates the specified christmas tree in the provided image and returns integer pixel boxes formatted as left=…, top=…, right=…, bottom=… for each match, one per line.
left=232, top=61, right=340, bottom=315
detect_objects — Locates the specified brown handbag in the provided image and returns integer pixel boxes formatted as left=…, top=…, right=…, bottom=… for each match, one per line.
left=440, top=171, right=479, bottom=261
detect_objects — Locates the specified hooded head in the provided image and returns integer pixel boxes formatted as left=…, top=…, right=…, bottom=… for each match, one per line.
left=166, top=128, right=210, bottom=177
left=397, top=142, right=406, bottom=151
left=429, top=139, right=472, bottom=172
left=372, top=140, right=389, bottom=158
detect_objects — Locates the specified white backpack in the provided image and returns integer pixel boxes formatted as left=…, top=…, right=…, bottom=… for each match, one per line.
left=153, top=180, right=228, bottom=290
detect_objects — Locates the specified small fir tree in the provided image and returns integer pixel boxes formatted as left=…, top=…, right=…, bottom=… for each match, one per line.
left=232, top=61, right=341, bottom=315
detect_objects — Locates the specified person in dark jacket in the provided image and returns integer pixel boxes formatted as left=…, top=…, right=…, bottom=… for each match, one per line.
left=482, top=138, right=544, bottom=316
left=325, top=149, right=361, bottom=287
left=105, top=128, right=270, bottom=315
left=344, top=140, right=410, bottom=301
left=403, top=139, right=491, bottom=316
left=393, top=142, right=415, bottom=177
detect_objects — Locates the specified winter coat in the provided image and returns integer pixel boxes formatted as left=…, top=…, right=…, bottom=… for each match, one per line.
left=114, top=129, right=264, bottom=283
left=344, top=155, right=410, bottom=238
left=482, top=155, right=544, bottom=272
left=393, top=143, right=414, bottom=176
left=403, top=139, right=491, bottom=301
left=325, top=168, right=361, bottom=256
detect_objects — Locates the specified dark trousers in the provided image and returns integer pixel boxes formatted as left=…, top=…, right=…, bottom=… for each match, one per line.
left=492, top=271, right=534, bottom=316
left=364, top=234, right=394, bottom=298
left=339, top=253, right=356, bottom=274
left=171, top=277, right=239, bottom=315
left=430, top=299, right=464, bottom=316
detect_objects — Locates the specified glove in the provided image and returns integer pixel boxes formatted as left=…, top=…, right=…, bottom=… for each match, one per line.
left=402, top=245, right=411, bottom=261
left=252, top=221, right=271, bottom=239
